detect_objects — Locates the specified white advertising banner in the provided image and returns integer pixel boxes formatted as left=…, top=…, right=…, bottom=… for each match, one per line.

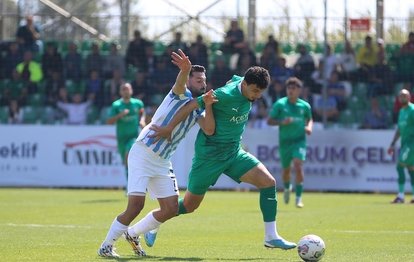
left=0, top=125, right=407, bottom=192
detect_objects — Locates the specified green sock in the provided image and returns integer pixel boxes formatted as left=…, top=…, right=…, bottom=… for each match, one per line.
left=178, top=198, right=187, bottom=215
left=408, top=170, right=414, bottom=196
left=259, top=186, right=277, bottom=222
left=125, top=166, right=128, bottom=179
left=295, top=183, right=303, bottom=198
left=397, top=165, right=406, bottom=194
left=283, top=182, right=291, bottom=190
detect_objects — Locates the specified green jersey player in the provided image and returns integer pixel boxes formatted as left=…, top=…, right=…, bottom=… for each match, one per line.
left=267, top=77, right=313, bottom=208
left=148, top=66, right=297, bottom=250
left=107, top=83, right=146, bottom=178
left=388, top=88, right=414, bottom=204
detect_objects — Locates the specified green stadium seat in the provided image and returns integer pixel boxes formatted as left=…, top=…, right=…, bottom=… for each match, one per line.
left=255, top=42, right=265, bottom=53
left=210, top=42, right=222, bottom=52
left=86, top=106, right=100, bottom=124
left=313, top=42, right=324, bottom=54
left=153, top=41, right=166, bottom=56
left=352, top=82, right=367, bottom=99
left=338, top=109, right=357, bottom=128
left=28, top=93, right=45, bottom=107
left=0, top=106, right=8, bottom=123
left=39, top=106, right=56, bottom=124
left=347, top=95, right=367, bottom=113
left=334, top=42, right=344, bottom=54
left=22, top=106, right=40, bottom=124
left=100, top=106, right=112, bottom=124
left=281, top=42, right=293, bottom=54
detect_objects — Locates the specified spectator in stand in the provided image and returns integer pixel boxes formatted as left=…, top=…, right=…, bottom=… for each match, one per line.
left=360, top=97, right=389, bottom=129
left=104, top=69, right=126, bottom=107
left=85, top=42, right=104, bottom=77
left=225, top=20, right=245, bottom=54
left=323, top=44, right=339, bottom=81
left=103, top=43, right=125, bottom=79
left=3, top=69, right=28, bottom=106
left=310, top=59, right=324, bottom=94
left=44, top=71, right=64, bottom=106
left=339, top=40, right=357, bottom=81
left=56, top=92, right=93, bottom=125
left=16, top=50, right=43, bottom=94
left=3, top=42, right=23, bottom=80
left=327, top=70, right=347, bottom=111
left=294, top=44, right=315, bottom=86
left=149, top=56, right=176, bottom=105
left=313, top=94, right=339, bottom=122
left=16, top=15, right=41, bottom=52
left=85, top=69, right=104, bottom=108
left=235, top=45, right=257, bottom=75
left=270, top=56, right=294, bottom=85
left=264, top=34, right=280, bottom=57
left=130, top=71, right=151, bottom=104
left=260, top=44, right=278, bottom=71
left=356, top=35, right=378, bottom=82
left=249, top=97, right=269, bottom=129
left=188, top=34, right=208, bottom=69
left=125, top=30, right=150, bottom=72
left=393, top=82, right=414, bottom=123
left=400, top=31, right=414, bottom=55
left=64, top=42, right=83, bottom=81
left=268, top=80, right=286, bottom=104
left=7, top=99, right=23, bottom=124
left=168, top=32, right=189, bottom=54
left=144, top=42, right=157, bottom=74
left=366, top=42, right=394, bottom=98
left=208, top=54, right=234, bottom=90
left=41, top=42, right=63, bottom=80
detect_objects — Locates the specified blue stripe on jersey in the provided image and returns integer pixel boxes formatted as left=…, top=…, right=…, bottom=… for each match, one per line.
left=145, top=98, right=187, bottom=147
left=160, top=111, right=195, bottom=158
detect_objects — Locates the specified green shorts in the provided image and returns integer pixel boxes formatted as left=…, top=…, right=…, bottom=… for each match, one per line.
left=118, top=137, right=136, bottom=162
left=399, top=143, right=414, bottom=167
left=279, top=141, right=307, bottom=169
left=187, top=149, right=260, bottom=195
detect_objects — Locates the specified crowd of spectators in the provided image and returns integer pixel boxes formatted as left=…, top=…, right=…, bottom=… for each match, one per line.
left=0, top=18, right=413, bottom=128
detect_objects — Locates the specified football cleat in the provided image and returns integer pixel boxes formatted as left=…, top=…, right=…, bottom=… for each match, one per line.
left=296, top=198, right=304, bottom=208
left=144, top=230, right=158, bottom=247
left=124, top=232, right=146, bottom=256
left=264, top=238, right=297, bottom=250
left=283, top=185, right=292, bottom=204
left=410, top=199, right=414, bottom=204
left=391, top=197, right=404, bottom=204
left=97, top=244, right=120, bottom=258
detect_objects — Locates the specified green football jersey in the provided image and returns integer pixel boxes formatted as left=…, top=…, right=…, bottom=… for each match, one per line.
left=398, top=103, right=414, bottom=145
left=195, top=75, right=249, bottom=160
left=269, top=97, right=312, bottom=145
left=110, top=98, right=144, bottom=141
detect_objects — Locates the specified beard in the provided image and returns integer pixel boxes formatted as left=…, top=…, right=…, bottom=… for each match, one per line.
left=189, top=86, right=206, bottom=97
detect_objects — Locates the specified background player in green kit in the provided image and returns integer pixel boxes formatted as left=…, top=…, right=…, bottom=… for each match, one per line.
left=267, top=77, right=313, bottom=208
left=107, top=83, right=146, bottom=178
left=388, top=88, right=414, bottom=204
left=148, top=66, right=297, bottom=250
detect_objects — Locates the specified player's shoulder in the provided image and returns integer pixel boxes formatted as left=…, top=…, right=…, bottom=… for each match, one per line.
left=112, top=99, right=123, bottom=107
left=297, top=98, right=311, bottom=108
left=275, top=97, right=288, bottom=105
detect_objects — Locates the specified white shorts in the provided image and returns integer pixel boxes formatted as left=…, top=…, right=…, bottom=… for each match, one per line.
left=127, top=141, right=179, bottom=198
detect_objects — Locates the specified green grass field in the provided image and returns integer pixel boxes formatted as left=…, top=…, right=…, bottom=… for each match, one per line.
left=1, top=188, right=414, bottom=261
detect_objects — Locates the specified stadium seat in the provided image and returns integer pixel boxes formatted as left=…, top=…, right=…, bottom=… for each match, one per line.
left=281, top=42, right=293, bottom=54
left=255, top=42, right=265, bottom=54
left=338, top=109, right=357, bottom=128
left=0, top=106, right=8, bottom=123
left=22, top=106, right=40, bottom=124
left=28, top=93, right=45, bottom=107
left=210, top=42, right=222, bottom=53
left=352, top=82, right=367, bottom=99
left=99, top=106, right=112, bottom=124
left=334, top=42, right=344, bottom=54
left=313, top=42, right=324, bottom=54
left=86, top=106, right=100, bottom=124
left=38, top=106, right=56, bottom=124
left=153, top=41, right=166, bottom=56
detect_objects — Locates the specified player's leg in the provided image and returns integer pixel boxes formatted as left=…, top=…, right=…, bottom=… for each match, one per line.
left=408, top=166, right=414, bottom=204
left=280, top=147, right=292, bottom=204
left=292, top=158, right=304, bottom=208
left=402, top=145, right=414, bottom=203
left=230, top=151, right=296, bottom=250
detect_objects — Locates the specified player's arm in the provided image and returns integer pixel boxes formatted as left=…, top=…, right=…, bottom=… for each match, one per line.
left=107, top=108, right=128, bottom=125
left=197, top=90, right=217, bottom=136
left=149, top=90, right=217, bottom=141
left=171, top=49, right=191, bottom=95
left=305, top=118, right=313, bottom=135
left=387, top=128, right=400, bottom=155
left=138, top=108, right=146, bottom=128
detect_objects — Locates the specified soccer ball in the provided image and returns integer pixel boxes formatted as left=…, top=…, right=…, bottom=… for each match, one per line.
left=297, top=234, right=326, bottom=261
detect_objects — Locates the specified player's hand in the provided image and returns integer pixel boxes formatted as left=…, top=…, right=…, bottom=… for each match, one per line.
left=305, top=126, right=312, bottom=135
left=148, top=124, right=173, bottom=143
left=387, top=146, right=395, bottom=155
left=202, top=89, right=218, bottom=105
left=171, top=49, right=191, bottom=73
left=281, top=117, right=293, bottom=125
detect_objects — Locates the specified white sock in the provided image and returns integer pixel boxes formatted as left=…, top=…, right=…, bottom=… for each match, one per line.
left=398, top=192, right=405, bottom=199
left=264, top=221, right=280, bottom=241
left=128, top=211, right=162, bottom=237
left=102, top=217, right=128, bottom=246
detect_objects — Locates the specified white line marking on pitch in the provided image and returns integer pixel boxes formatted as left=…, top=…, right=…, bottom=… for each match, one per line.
left=335, top=230, right=414, bottom=234
left=3, top=223, right=92, bottom=229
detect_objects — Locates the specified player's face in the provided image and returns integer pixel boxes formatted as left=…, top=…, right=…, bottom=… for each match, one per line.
left=243, top=83, right=265, bottom=102
left=188, top=72, right=207, bottom=97
left=398, top=92, right=410, bottom=105
left=286, top=84, right=301, bottom=99
left=120, top=84, right=133, bottom=99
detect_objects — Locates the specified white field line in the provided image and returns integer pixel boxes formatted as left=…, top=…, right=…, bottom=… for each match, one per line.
left=334, top=230, right=414, bottom=234
left=2, top=223, right=92, bottom=229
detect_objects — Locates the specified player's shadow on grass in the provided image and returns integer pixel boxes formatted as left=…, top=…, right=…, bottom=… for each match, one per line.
left=82, top=199, right=123, bottom=204
left=111, top=256, right=279, bottom=261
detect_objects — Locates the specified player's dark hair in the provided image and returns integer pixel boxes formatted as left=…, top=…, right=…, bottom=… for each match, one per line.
left=190, top=65, right=206, bottom=76
left=285, top=77, right=303, bottom=88
left=243, top=66, right=270, bottom=89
